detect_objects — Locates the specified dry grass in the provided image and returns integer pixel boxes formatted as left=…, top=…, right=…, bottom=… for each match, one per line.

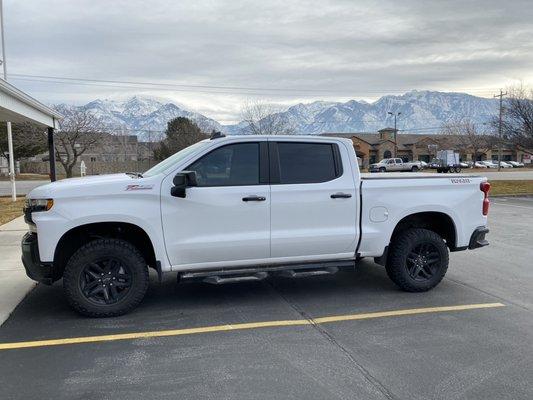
left=489, top=180, right=533, bottom=196
left=0, top=197, right=25, bottom=226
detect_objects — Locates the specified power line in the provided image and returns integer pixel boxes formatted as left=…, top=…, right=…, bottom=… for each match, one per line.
left=9, top=73, right=500, bottom=97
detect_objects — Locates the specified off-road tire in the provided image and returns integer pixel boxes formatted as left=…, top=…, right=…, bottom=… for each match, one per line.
left=379, top=167, right=386, bottom=172
left=63, top=239, right=149, bottom=317
left=386, top=228, right=449, bottom=292
left=411, top=166, right=419, bottom=172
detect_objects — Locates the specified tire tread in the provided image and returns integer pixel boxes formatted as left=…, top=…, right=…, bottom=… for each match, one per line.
left=385, top=228, right=449, bottom=292
left=63, top=239, right=149, bottom=317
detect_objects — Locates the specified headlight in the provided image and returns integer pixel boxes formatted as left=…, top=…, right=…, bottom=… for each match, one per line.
left=25, top=198, right=54, bottom=212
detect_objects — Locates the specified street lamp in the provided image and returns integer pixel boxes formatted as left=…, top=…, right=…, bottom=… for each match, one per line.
left=388, top=112, right=401, bottom=158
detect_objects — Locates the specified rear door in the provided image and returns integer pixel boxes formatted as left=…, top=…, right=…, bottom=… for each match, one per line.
left=269, top=140, right=358, bottom=261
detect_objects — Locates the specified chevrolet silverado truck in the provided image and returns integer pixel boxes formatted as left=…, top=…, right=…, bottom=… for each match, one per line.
left=22, top=134, right=490, bottom=317
left=369, top=158, right=423, bottom=172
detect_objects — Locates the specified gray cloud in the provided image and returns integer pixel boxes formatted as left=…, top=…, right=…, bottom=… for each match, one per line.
left=4, top=0, right=533, bottom=123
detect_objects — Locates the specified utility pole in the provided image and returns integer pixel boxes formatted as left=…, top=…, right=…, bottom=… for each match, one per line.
left=388, top=111, right=401, bottom=158
left=0, top=0, right=15, bottom=201
left=494, top=89, right=507, bottom=171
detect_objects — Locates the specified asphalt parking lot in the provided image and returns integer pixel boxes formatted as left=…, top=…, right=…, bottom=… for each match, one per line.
left=0, top=197, right=532, bottom=400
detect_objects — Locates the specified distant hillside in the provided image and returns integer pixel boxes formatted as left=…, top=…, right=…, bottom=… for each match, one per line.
left=227, top=90, right=497, bottom=135
left=54, top=96, right=224, bottom=140
left=55, top=91, right=498, bottom=139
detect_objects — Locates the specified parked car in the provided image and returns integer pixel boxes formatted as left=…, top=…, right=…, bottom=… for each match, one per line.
left=459, top=162, right=470, bottom=168
left=22, top=134, right=491, bottom=317
left=480, top=160, right=498, bottom=169
left=369, top=158, right=423, bottom=172
left=508, top=161, right=525, bottom=168
left=474, top=161, right=488, bottom=168
left=419, top=161, right=428, bottom=169
left=498, top=161, right=513, bottom=168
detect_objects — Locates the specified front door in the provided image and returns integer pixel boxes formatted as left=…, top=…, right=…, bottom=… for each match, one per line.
left=269, top=140, right=358, bottom=261
left=161, top=141, right=270, bottom=268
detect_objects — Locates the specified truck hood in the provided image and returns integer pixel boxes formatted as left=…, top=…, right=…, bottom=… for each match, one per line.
left=27, top=173, right=146, bottom=199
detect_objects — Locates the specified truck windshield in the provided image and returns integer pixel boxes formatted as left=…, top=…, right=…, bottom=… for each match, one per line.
left=143, top=141, right=209, bottom=177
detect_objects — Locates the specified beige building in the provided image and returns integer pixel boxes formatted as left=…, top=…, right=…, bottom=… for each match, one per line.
left=324, top=128, right=533, bottom=168
left=21, top=133, right=157, bottom=176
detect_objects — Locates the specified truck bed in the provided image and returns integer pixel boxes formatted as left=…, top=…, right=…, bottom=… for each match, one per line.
left=358, top=173, right=487, bottom=257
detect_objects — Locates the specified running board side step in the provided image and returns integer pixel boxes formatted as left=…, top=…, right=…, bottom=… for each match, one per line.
left=278, top=267, right=339, bottom=278
left=203, top=272, right=268, bottom=285
left=180, top=260, right=354, bottom=285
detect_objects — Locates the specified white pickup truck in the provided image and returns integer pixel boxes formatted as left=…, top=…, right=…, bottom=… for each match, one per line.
left=369, top=158, right=423, bottom=172
left=22, top=134, right=490, bottom=317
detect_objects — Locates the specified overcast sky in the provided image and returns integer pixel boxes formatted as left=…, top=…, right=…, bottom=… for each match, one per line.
left=4, top=0, right=533, bottom=123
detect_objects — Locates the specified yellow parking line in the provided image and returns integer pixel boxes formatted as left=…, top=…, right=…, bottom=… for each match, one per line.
left=0, top=302, right=504, bottom=351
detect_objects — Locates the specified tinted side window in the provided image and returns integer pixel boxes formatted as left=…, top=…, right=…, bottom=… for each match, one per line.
left=277, top=142, right=339, bottom=184
left=187, top=143, right=259, bottom=186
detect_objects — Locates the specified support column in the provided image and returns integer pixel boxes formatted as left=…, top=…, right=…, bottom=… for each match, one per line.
left=47, top=127, right=56, bottom=182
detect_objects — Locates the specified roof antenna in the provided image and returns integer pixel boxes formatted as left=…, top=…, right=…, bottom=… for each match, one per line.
left=210, top=130, right=225, bottom=140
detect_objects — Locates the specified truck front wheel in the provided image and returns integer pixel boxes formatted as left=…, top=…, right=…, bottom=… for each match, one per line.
left=386, top=228, right=449, bottom=292
left=63, top=239, right=149, bottom=317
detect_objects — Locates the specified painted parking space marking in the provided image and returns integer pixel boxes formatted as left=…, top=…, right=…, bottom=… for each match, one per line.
left=0, top=302, right=504, bottom=351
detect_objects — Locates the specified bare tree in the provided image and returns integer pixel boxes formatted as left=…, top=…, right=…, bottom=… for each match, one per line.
left=53, top=108, right=106, bottom=177
left=240, top=100, right=295, bottom=135
left=499, top=85, right=533, bottom=148
left=441, top=118, right=492, bottom=161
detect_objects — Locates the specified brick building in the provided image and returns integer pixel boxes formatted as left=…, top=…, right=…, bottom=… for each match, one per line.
left=323, top=128, right=532, bottom=168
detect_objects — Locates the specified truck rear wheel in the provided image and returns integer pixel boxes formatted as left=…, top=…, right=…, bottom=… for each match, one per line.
left=63, top=239, right=149, bottom=317
left=386, top=228, right=449, bottom=292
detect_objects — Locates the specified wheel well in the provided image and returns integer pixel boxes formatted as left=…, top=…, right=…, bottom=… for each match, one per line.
left=54, top=222, right=157, bottom=278
left=391, top=212, right=457, bottom=250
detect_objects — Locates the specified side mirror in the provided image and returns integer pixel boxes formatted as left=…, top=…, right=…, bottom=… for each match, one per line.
left=171, top=171, right=198, bottom=198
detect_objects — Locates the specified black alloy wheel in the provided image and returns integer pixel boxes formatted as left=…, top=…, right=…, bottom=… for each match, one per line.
left=79, top=258, right=133, bottom=305
left=405, top=242, right=441, bottom=282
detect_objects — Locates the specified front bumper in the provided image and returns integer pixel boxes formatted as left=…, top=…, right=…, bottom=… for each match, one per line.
left=21, top=232, right=57, bottom=285
left=468, top=226, right=489, bottom=250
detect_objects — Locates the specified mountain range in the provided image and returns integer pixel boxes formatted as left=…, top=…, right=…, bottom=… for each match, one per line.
left=54, top=91, right=498, bottom=140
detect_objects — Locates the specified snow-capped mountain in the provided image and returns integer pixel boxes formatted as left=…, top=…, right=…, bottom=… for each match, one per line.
left=54, top=91, right=498, bottom=139
left=54, top=96, right=224, bottom=140
left=227, top=91, right=498, bottom=135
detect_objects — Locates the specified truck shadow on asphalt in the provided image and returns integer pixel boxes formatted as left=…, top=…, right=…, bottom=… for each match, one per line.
left=0, top=260, right=463, bottom=342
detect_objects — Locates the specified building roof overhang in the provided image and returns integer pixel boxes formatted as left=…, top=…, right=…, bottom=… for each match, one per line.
left=0, top=79, right=62, bottom=129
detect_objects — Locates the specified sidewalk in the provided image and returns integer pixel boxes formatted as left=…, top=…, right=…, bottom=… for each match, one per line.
left=0, top=216, right=35, bottom=325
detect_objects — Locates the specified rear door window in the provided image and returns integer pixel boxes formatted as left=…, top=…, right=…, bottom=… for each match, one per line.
left=276, top=142, right=340, bottom=184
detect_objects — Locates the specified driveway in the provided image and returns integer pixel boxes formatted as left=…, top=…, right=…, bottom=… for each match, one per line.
left=0, top=197, right=532, bottom=399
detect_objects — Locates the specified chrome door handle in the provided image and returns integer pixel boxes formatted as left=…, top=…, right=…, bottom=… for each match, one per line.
left=242, top=195, right=266, bottom=202
left=330, top=193, right=352, bottom=199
